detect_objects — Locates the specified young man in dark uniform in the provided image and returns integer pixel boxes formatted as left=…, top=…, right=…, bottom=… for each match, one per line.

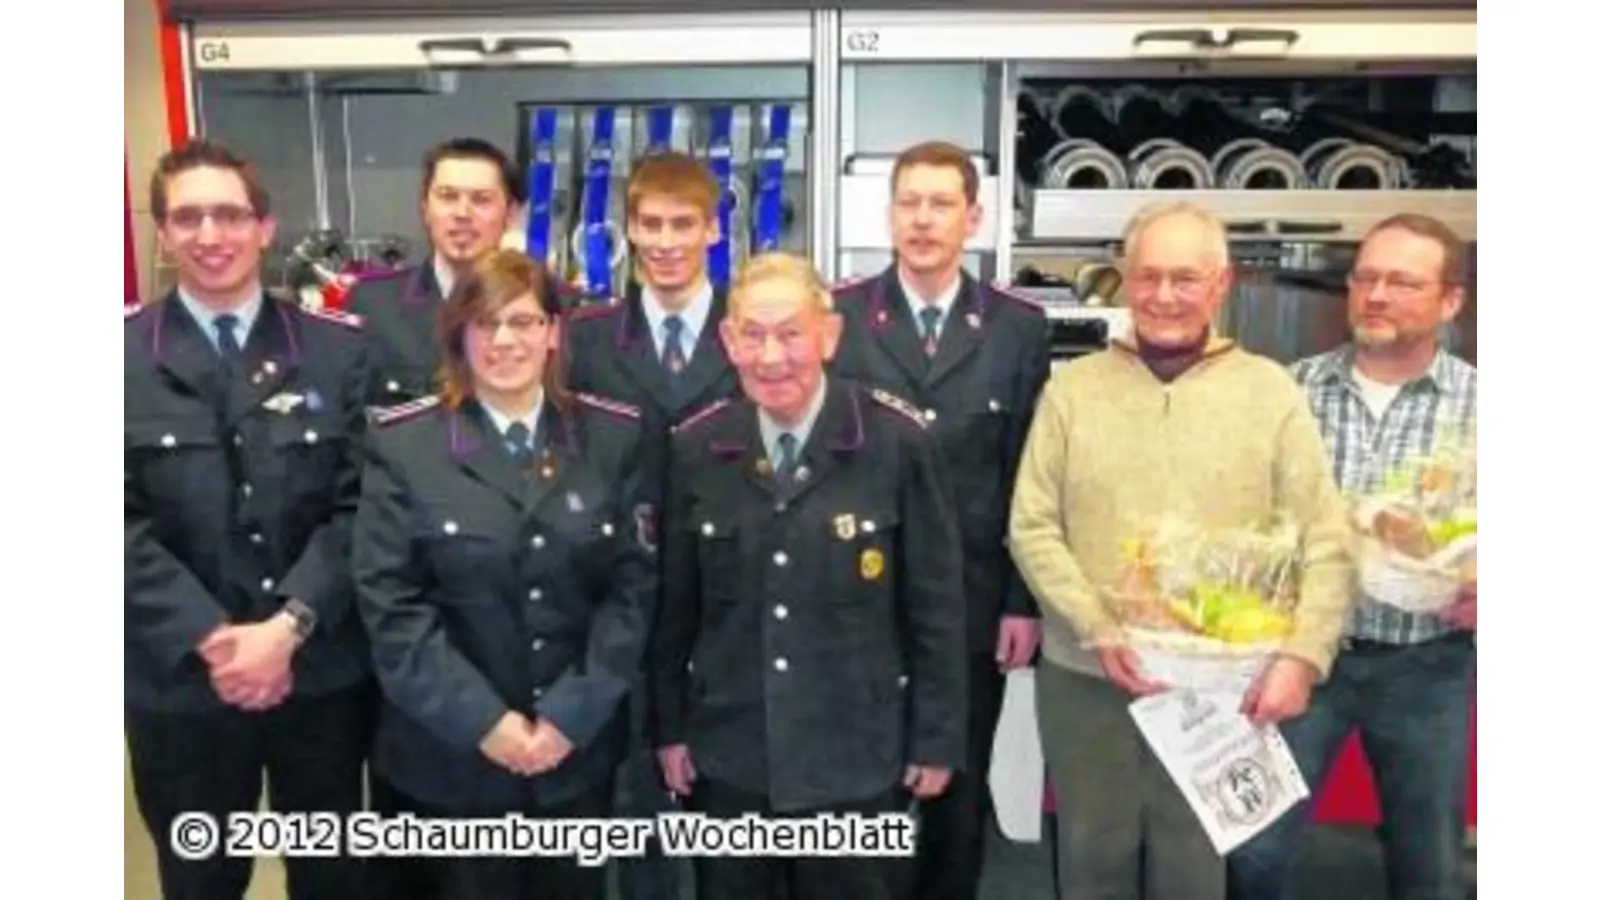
left=829, top=140, right=1052, bottom=900
left=343, top=138, right=526, bottom=406
left=652, top=252, right=967, bottom=900
left=124, top=139, right=373, bottom=900
left=563, top=150, right=743, bottom=900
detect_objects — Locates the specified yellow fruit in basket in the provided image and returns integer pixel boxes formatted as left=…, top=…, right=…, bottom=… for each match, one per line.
left=1167, top=600, right=1206, bottom=632
left=1215, top=607, right=1293, bottom=644
left=1428, top=515, right=1477, bottom=548
left=1196, top=584, right=1266, bottom=635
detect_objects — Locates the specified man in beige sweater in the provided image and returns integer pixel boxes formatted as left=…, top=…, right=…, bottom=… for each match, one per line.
left=1007, top=202, right=1354, bottom=900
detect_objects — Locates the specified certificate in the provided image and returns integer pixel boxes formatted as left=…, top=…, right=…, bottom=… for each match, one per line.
left=1127, top=690, right=1310, bottom=855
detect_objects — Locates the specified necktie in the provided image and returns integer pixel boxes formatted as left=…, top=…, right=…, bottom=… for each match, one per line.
left=214, top=314, right=243, bottom=372
left=918, top=307, right=942, bottom=357
left=774, top=432, right=799, bottom=486
left=662, top=315, right=687, bottom=376
left=504, top=422, right=535, bottom=467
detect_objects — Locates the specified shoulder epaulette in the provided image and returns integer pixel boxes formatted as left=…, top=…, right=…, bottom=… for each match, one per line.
left=302, top=305, right=366, bottom=330
left=869, top=388, right=929, bottom=429
left=671, top=397, right=733, bottom=434
left=372, top=394, right=440, bottom=426
left=987, top=282, right=1045, bottom=313
left=829, top=273, right=874, bottom=295
left=569, top=300, right=623, bottom=321
left=575, top=391, right=641, bottom=420
left=356, top=266, right=411, bottom=284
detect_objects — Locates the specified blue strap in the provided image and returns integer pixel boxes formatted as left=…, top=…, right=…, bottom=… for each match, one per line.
left=583, top=108, right=617, bottom=296
left=646, top=106, right=674, bottom=155
left=753, top=104, right=793, bottom=253
left=525, top=108, right=559, bottom=266
left=706, top=106, right=735, bottom=289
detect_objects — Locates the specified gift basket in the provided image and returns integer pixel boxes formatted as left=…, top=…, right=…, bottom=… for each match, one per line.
left=1352, top=437, right=1477, bottom=614
left=1103, top=518, right=1303, bottom=693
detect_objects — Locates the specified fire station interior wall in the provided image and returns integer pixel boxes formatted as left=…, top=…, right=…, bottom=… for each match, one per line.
left=126, top=0, right=174, bottom=304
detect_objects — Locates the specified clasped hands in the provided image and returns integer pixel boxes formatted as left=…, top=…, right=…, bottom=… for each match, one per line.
left=480, top=712, right=574, bottom=777
left=199, top=613, right=301, bottom=712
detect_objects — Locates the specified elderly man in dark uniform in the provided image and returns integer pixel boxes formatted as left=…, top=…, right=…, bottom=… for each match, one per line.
left=830, top=140, right=1052, bottom=900
left=344, top=137, right=527, bottom=406
left=124, top=138, right=373, bottom=900
left=652, top=251, right=967, bottom=900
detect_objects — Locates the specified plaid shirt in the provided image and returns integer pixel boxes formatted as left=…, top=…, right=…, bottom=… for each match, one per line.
left=1290, top=345, right=1477, bottom=645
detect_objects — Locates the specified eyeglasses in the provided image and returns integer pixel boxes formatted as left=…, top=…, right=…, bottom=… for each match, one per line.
left=470, top=312, right=550, bottom=336
left=1347, top=269, right=1439, bottom=298
left=165, top=204, right=259, bottom=233
left=1126, top=268, right=1214, bottom=300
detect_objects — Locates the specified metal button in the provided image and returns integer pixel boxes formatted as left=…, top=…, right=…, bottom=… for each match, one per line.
left=773, top=551, right=789, bottom=567
left=528, top=588, right=543, bottom=602
left=898, top=674, right=910, bottom=688
left=532, top=638, right=545, bottom=651
left=531, top=535, right=545, bottom=549
left=159, top=434, right=176, bottom=448
left=989, top=398, right=1001, bottom=412
left=233, top=434, right=244, bottom=447
left=386, top=380, right=400, bottom=393
left=533, top=687, right=544, bottom=699
left=773, top=657, right=789, bottom=672
left=774, top=502, right=787, bottom=514
left=601, top=522, right=614, bottom=537
left=443, top=521, right=458, bottom=536
left=304, top=430, right=319, bottom=444
left=924, top=409, right=938, bottom=422
left=242, top=484, right=253, bottom=498
left=261, top=578, right=275, bottom=591
left=862, top=520, right=876, bottom=534
left=774, top=604, right=788, bottom=620
left=701, top=522, right=715, bottom=537
left=250, top=533, right=264, bottom=545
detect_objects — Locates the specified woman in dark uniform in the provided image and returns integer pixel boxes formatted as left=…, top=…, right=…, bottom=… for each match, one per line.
left=353, top=248, right=659, bottom=900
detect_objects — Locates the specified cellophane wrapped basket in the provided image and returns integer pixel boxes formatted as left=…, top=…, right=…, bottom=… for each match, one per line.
left=1102, top=518, right=1303, bottom=694
left=1352, top=437, right=1477, bottom=614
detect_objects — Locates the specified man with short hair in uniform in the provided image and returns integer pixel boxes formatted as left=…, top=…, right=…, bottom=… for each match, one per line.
left=829, top=139, right=1052, bottom=900
left=125, top=138, right=373, bottom=900
left=564, top=149, right=742, bottom=900
left=652, top=251, right=967, bottom=900
left=344, top=137, right=527, bottom=406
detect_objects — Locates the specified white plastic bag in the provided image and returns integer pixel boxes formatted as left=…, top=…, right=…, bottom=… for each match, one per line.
left=987, top=668, right=1046, bottom=843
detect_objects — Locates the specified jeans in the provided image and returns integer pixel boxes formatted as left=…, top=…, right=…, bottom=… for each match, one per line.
left=1228, top=632, right=1475, bottom=900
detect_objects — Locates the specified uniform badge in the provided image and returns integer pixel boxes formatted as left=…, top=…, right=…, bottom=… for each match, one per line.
left=755, top=458, right=773, bottom=476
left=859, top=548, right=885, bottom=581
left=635, top=504, right=659, bottom=554
left=539, top=450, right=557, bottom=481
left=833, top=514, right=857, bottom=540
left=262, top=392, right=304, bottom=415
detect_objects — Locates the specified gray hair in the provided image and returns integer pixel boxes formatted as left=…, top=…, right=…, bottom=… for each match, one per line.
left=1121, top=201, right=1231, bottom=270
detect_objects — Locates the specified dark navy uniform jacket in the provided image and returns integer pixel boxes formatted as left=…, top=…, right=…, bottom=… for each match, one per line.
left=124, top=293, right=373, bottom=712
left=830, top=269, right=1051, bottom=655
left=563, top=282, right=742, bottom=440
left=346, top=262, right=588, bottom=408
left=652, top=379, right=967, bottom=812
left=352, top=392, right=658, bottom=812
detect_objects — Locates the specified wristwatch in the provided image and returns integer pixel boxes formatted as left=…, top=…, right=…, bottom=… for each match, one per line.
left=281, top=598, right=318, bottom=643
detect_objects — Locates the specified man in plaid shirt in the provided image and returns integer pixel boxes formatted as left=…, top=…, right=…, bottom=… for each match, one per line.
left=1229, top=214, right=1477, bottom=900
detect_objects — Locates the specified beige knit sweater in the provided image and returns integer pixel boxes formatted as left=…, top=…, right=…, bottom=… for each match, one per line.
left=1008, top=338, right=1355, bottom=680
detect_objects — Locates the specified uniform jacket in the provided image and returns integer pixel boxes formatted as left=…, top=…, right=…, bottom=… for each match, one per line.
left=124, top=292, right=372, bottom=712
left=352, top=392, right=658, bottom=811
left=830, top=268, right=1052, bottom=654
left=652, top=379, right=967, bottom=812
left=563, top=282, right=742, bottom=438
left=346, top=263, right=589, bottom=408
left=343, top=265, right=445, bottom=407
